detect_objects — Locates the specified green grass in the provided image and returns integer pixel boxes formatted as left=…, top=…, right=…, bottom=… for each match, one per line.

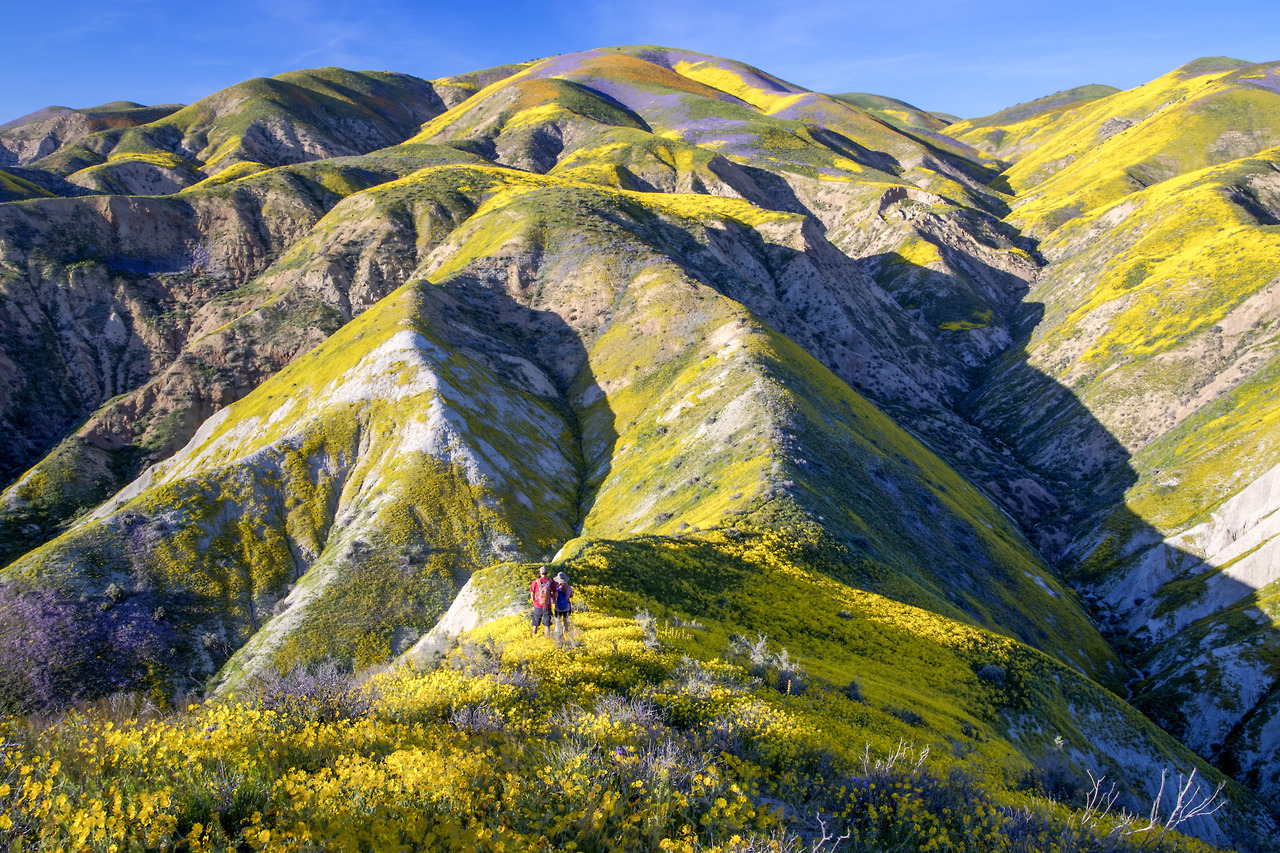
left=0, top=169, right=54, bottom=202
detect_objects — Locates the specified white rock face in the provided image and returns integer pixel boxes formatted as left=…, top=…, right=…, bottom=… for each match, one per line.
left=1100, top=462, right=1280, bottom=816
left=1149, top=645, right=1273, bottom=755
left=1102, top=461, right=1280, bottom=640
left=400, top=573, right=526, bottom=667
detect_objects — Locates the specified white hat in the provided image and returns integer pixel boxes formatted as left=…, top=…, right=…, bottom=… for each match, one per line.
left=555, top=572, right=569, bottom=583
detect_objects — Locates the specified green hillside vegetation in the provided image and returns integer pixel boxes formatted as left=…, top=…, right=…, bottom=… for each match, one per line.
left=997, top=60, right=1280, bottom=236
left=957, top=85, right=1122, bottom=130
left=829, top=93, right=950, bottom=132
left=0, top=167, right=53, bottom=201
left=970, top=149, right=1280, bottom=476
left=0, top=144, right=498, bottom=566
left=432, top=61, right=536, bottom=108
left=6, top=163, right=1111, bottom=692
left=0, top=101, right=184, bottom=168
left=27, top=68, right=444, bottom=194
left=957, top=55, right=1280, bottom=825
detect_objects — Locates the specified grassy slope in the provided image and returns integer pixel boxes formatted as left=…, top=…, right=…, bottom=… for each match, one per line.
left=969, top=150, right=1280, bottom=493
left=966, top=57, right=1280, bottom=523
left=0, top=168, right=54, bottom=201
left=412, top=46, right=1000, bottom=192
left=829, top=92, right=949, bottom=132
left=3, top=163, right=1109, bottom=687
left=947, top=85, right=1121, bottom=161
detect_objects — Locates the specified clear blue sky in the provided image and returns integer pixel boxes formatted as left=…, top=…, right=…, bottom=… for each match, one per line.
left=4, top=0, right=1278, bottom=124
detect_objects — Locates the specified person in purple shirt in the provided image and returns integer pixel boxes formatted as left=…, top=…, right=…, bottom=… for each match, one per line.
left=552, top=571, right=574, bottom=636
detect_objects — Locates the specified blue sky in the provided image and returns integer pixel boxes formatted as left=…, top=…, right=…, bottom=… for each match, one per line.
left=4, top=0, right=1278, bottom=123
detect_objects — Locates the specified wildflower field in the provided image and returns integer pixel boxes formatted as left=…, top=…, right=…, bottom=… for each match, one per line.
left=0, top=528, right=1241, bottom=852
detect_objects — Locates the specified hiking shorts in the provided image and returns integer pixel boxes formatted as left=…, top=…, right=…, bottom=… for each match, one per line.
left=532, top=607, right=554, bottom=629
left=555, top=606, right=572, bottom=617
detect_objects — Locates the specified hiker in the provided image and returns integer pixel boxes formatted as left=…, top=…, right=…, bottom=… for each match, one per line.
left=530, top=566, right=558, bottom=638
left=553, top=571, right=574, bottom=636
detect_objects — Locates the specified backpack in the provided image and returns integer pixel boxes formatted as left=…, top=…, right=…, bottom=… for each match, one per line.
left=555, top=584, right=572, bottom=612
left=533, top=578, right=553, bottom=609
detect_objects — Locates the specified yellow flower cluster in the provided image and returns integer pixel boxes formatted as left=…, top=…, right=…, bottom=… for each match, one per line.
left=0, top=610, right=1222, bottom=852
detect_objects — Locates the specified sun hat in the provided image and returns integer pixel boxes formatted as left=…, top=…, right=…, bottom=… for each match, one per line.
left=555, top=572, right=568, bottom=584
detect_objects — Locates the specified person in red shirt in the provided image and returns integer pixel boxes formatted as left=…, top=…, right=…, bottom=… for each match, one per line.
left=529, top=565, right=558, bottom=638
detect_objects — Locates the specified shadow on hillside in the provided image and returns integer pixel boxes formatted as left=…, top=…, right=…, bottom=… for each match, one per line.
left=434, top=274, right=618, bottom=540
left=610, top=174, right=1276, bottom=809
left=598, top=186, right=1272, bottom=751
left=583, top=201, right=1275, bottom=688
left=736, top=165, right=811, bottom=216
left=867, top=248, right=1277, bottom=805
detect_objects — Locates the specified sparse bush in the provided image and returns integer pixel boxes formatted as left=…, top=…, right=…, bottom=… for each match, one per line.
left=977, top=663, right=1007, bottom=684
left=496, top=661, right=539, bottom=699
left=885, top=705, right=924, bottom=726
left=635, top=607, right=659, bottom=650
left=728, top=633, right=808, bottom=695
left=250, top=660, right=374, bottom=723
left=1003, top=767, right=1226, bottom=853
left=172, top=756, right=271, bottom=843
left=670, top=655, right=757, bottom=697
left=844, top=677, right=863, bottom=703
left=448, top=636, right=503, bottom=675
left=594, top=692, right=663, bottom=727
left=84, top=691, right=163, bottom=726
left=615, top=735, right=713, bottom=796
left=450, top=702, right=504, bottom=733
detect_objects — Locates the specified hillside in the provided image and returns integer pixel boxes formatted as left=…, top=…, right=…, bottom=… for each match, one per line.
left=12, top=69, right=444, bottom=195
left=953, top=59, right=1280, bottom=810
left=946, top=84, right=1121, bottom=162
left=1, top=47, right=1279, bottom=850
